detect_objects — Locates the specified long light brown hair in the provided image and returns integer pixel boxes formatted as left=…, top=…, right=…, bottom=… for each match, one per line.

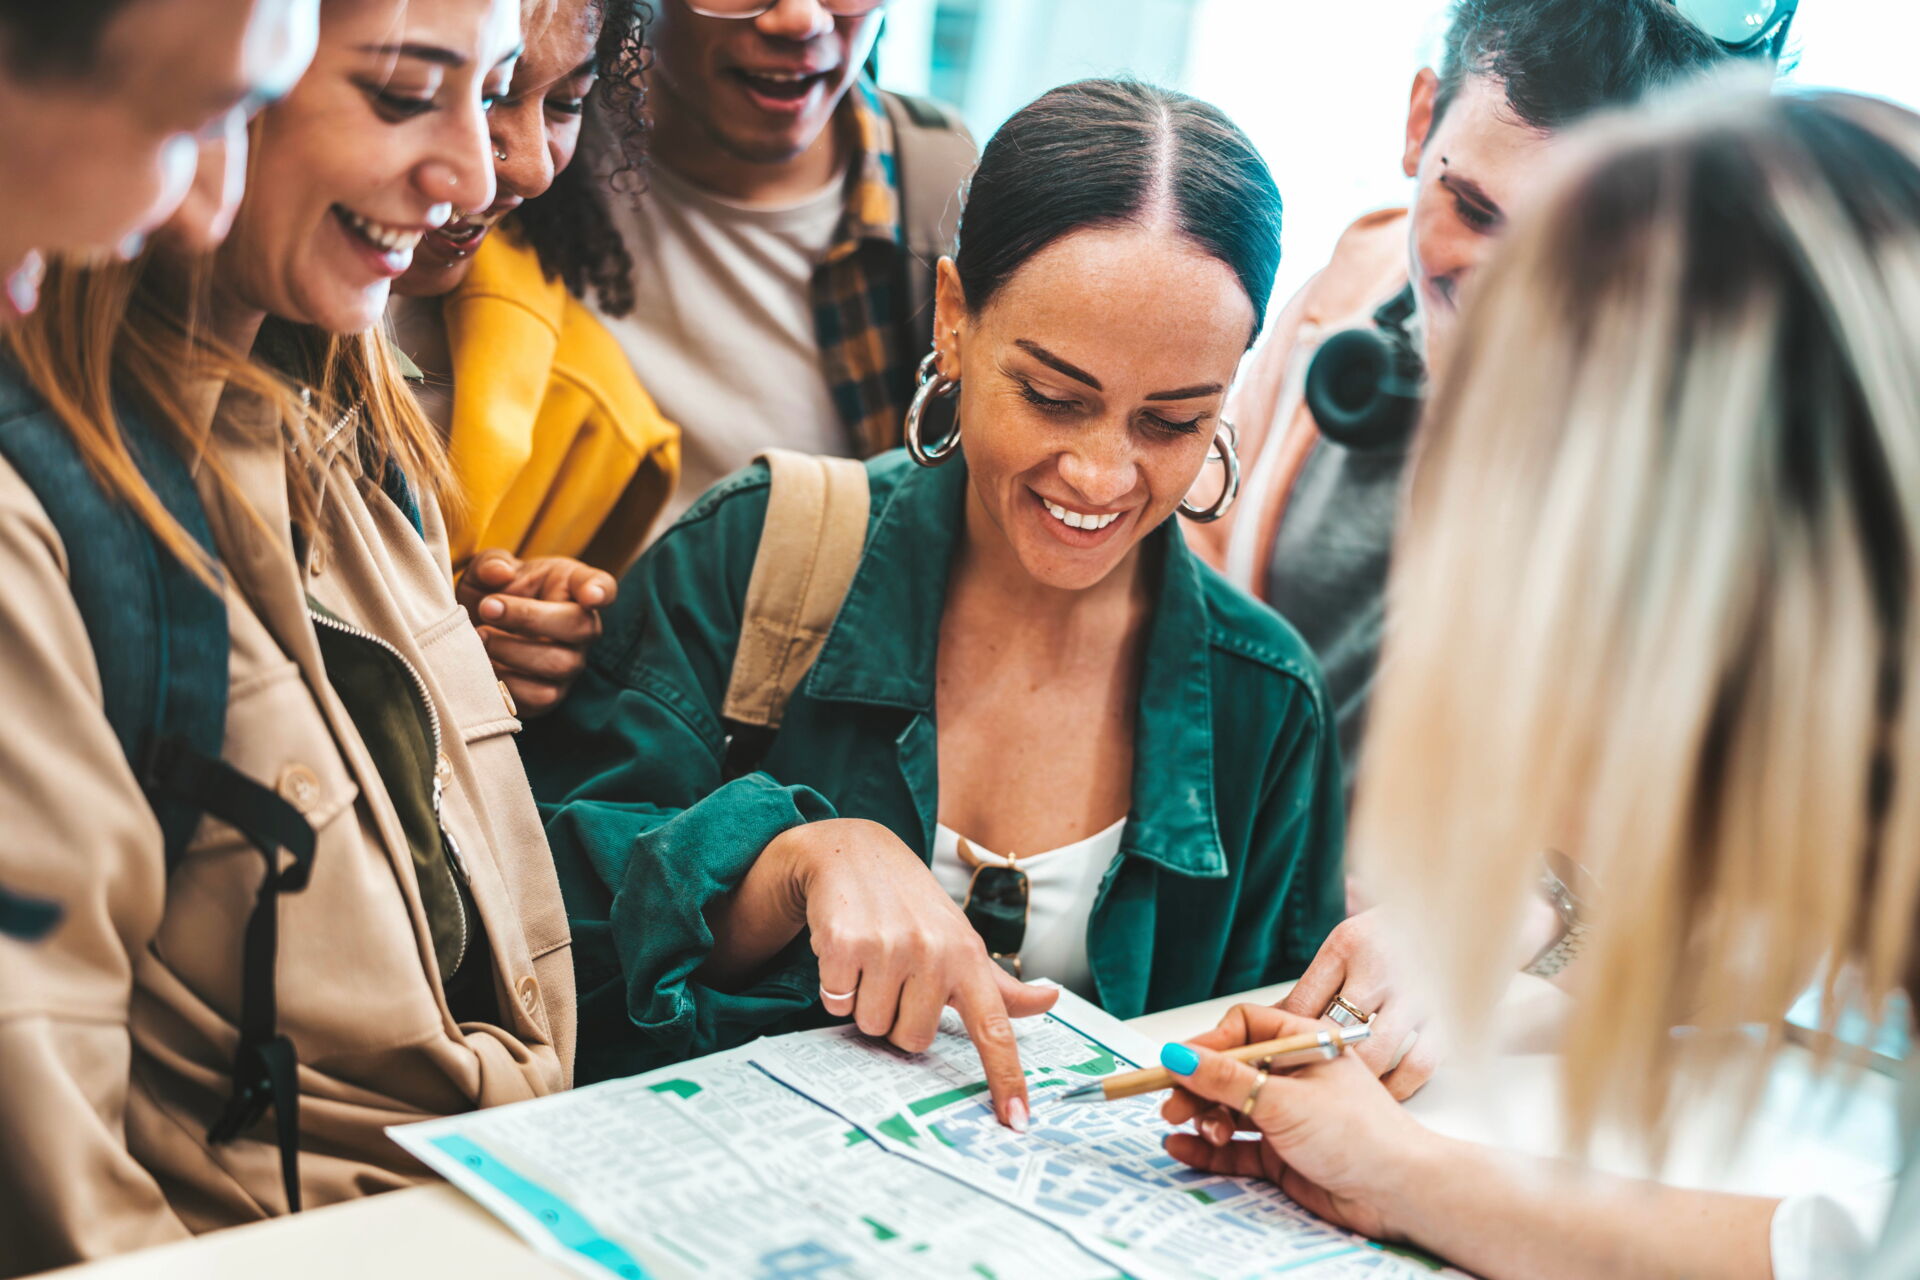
left=1357, top=87, right=1920, bottom=1155
left=1, top=0, right=464, bottom=576
left=2, top=243, right=448, bottom=580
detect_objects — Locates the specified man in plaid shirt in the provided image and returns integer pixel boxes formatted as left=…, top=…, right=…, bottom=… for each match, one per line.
left=589, top=0, right=975, bottom=525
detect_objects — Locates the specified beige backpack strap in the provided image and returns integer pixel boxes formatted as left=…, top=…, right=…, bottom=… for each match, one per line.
left=722, top=449, right=872, bottom=734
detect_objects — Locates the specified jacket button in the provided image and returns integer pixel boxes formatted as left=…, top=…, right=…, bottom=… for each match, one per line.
left=517, top=975, right=539, bottom=1015
left=497, top=680, right=518, bottom=718
left=277, top=764, right=322, bottom=812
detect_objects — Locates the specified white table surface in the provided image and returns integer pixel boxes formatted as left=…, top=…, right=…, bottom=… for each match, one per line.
left=45, top=977, right=1902, bottom=1279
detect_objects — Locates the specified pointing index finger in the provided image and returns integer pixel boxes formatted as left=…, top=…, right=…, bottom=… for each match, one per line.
left=954, top=973, right=1030, bottom=1132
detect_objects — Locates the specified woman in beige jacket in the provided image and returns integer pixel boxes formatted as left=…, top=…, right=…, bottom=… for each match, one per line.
left=0, top=1, right=576, bottom=1272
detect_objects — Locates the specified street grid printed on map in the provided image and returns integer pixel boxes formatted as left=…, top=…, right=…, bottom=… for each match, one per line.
left=752, top=999, right=1447, bottom=1280
left=391, top=991, right=1460, bottom=1280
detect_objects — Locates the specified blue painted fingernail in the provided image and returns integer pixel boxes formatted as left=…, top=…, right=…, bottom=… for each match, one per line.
left=1160, top=1042, right=1200, bottom=1075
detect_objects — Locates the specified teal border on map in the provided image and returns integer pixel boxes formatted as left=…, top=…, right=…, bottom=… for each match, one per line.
left=1040, top=1009, right=1143, bottom=1071
left=430, top=1134, right=651, bottom=1279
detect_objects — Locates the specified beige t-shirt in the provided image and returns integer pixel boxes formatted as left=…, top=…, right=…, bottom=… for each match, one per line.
left=593, top=158, right=851, bottom=529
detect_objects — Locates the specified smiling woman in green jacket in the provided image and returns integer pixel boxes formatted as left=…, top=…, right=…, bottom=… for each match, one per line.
left=526, top=79, right=1346, bottom=1132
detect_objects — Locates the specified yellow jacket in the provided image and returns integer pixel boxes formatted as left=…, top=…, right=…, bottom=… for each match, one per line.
left=440, top=227, right=679, bottom=576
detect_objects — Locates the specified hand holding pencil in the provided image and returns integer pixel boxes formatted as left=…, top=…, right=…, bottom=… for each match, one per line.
left=1058, top=1023, right=1371, bottom=1104
left=1154, top=1002, right=1440, bottom=1243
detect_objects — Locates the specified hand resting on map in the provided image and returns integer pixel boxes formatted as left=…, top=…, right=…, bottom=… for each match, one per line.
left=697, top=817, right=1061, bottom=1133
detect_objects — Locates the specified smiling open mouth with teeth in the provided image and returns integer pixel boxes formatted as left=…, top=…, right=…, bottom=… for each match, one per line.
left=431, top=208, right=507, bottom=254
left=734, top=67, right=829, bottom=102
left=334, top=206, right=425, bottom=257
left=1042, top=497, right=1122, bottom=531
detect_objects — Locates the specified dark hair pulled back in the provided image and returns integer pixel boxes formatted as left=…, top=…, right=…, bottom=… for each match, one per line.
left=954, top=78, right=1282, bottom=346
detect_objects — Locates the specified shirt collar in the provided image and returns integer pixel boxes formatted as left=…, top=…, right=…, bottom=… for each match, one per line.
left=825, top=77, right=905, bottom=260
left=807, top=457, right=1227, bottom=878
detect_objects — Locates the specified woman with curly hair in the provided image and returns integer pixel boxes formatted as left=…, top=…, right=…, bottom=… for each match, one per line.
left=390, top=0, right=680, bottom=716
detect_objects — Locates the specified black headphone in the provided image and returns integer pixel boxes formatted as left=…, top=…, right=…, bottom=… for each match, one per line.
left=1303, top=284, right=1426, bottom=452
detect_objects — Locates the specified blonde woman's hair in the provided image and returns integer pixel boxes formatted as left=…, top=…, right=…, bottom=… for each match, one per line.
left=1356, top=87, right=1920, bottom=1157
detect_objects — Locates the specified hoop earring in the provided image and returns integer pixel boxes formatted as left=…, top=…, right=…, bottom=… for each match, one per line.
left=1178, top=421, right=1241, bottom=522
left=904, top=351, right=962, bottom=467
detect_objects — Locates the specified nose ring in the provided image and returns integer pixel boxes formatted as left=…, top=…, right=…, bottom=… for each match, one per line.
left=493, top=145, right=508, bottom=162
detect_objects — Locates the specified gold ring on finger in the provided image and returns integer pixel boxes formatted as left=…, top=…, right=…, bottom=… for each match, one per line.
left=1241, top=1068, right=1269, bottom=1117
left=1323, top=993, right=1376, bottom=1028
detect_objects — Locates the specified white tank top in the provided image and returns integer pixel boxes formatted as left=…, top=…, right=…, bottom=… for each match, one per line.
left=929, top=818, right=1126, bottom=1001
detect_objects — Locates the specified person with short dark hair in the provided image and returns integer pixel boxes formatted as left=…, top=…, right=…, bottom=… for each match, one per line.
left=582, top=0, right=978, bottom=527
left=526, top=79, right=1346, bottom=1132
left=1192, top=0, right=1736, bottom=1099
left=1200, top=0, right=1733, bottom=783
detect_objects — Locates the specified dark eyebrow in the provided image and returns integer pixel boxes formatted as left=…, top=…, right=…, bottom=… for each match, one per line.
left=359, top=42, right=470, bottom=68
left=1145, top=383, right=1223, bottom=401
left=1015, top=340, right=1102, bottom=391
left=1438, top=167, right=1504, bottom=220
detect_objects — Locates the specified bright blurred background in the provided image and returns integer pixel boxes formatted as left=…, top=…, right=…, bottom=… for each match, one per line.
left=875, top=0, right=1920, bottom=305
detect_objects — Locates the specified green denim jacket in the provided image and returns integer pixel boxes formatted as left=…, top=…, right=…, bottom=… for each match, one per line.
left=525, top=451, right=1346, bottom=1084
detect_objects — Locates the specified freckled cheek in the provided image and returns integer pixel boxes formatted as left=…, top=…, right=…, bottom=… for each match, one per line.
left=1147, top=438, right=1214, bottom=519
left=957, top=395, right=1058, bottom=512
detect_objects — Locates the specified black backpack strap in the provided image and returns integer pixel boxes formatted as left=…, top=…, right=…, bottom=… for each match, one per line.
left=0, top=885, right=62, bottom=941
left=162, top=743, right=316, bottom=1213
left=0, top=362, right=316, bottom=1212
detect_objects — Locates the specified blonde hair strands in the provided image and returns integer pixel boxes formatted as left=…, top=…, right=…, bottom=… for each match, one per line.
left=1355, top=86, right=1920, bottom=1161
